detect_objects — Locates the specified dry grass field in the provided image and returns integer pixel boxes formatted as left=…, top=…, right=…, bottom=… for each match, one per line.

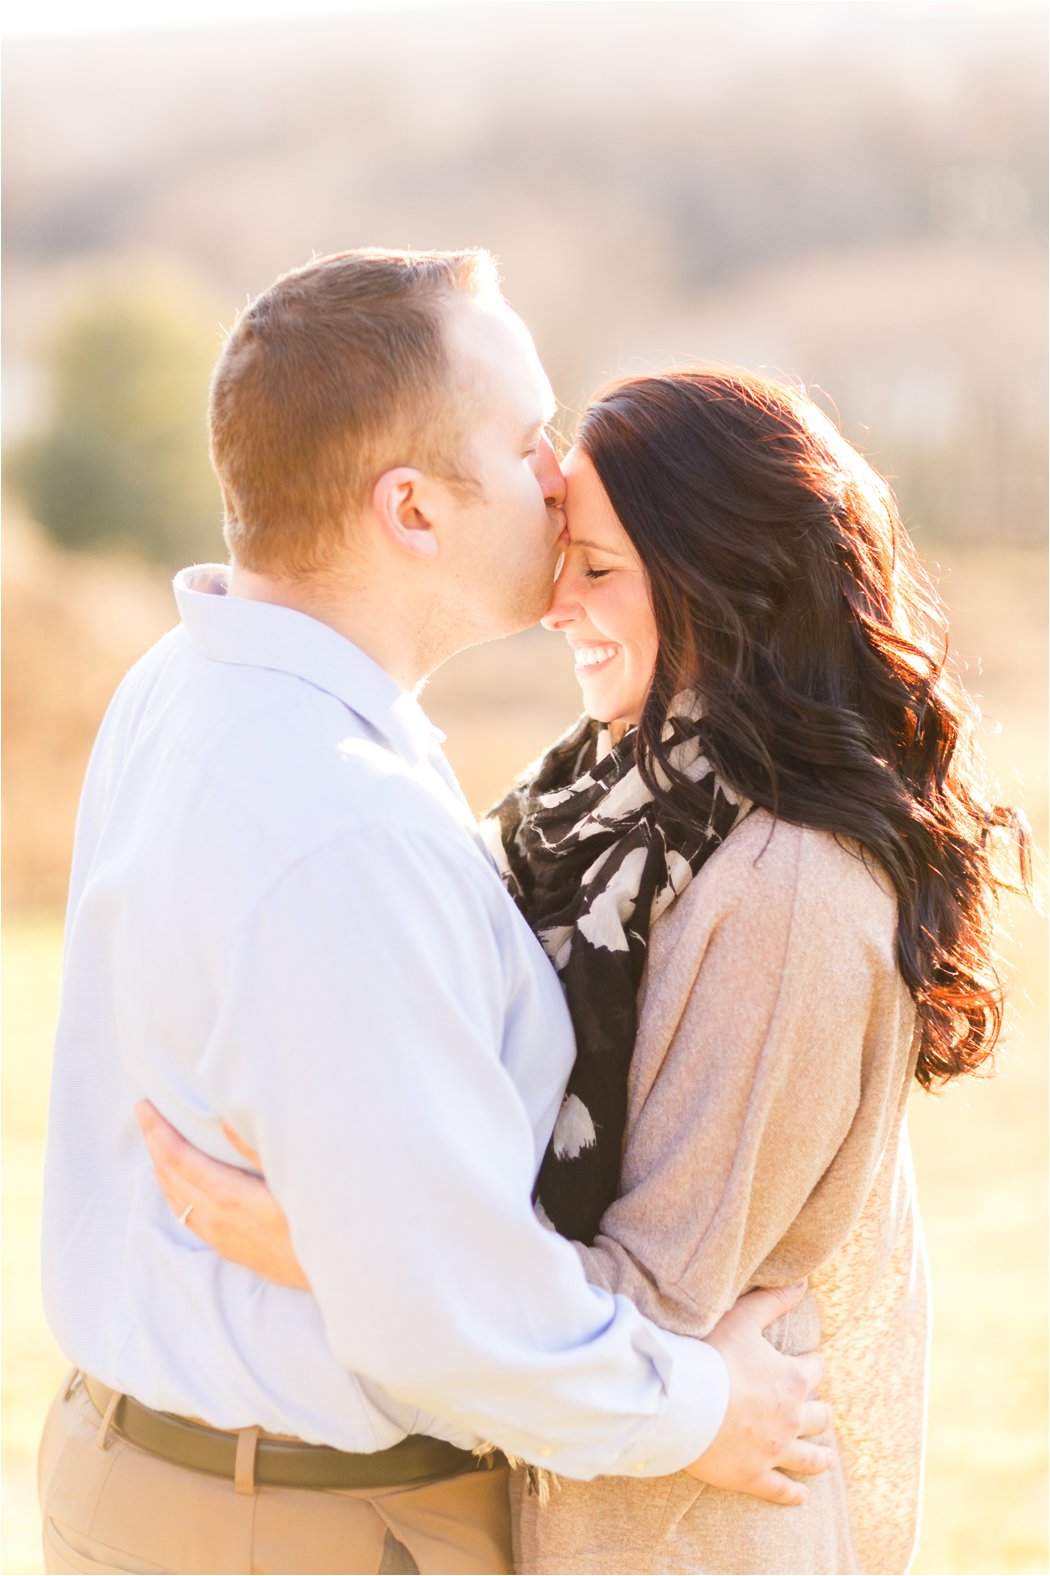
left=3, top=545, right=1046, bottom=1574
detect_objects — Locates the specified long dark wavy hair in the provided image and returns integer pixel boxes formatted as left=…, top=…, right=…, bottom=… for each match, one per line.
left=576, top=368, right=1030, bottom=1089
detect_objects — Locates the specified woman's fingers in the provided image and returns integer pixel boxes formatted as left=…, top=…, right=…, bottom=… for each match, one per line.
left=135, top=1099, right=195, bottom=1200
left=133, top=1099, right=310, bottom=1289
left=220, top=1121, right=263, bottom=1170
left=136, top=1100, right=260, bottom=1193
left=136, top=1099, right=214, bottom=1187
left=134, top=1100, right=213, bottom=1242
left=150, top=1159, right=187, bottom=1220
left=135, top=1099, right=249, bottom=1231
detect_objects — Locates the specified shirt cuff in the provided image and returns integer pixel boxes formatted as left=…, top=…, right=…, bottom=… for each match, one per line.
left=602, top=1316, right=730, bottom=1479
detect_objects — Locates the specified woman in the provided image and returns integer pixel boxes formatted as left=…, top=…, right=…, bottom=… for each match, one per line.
left=143, top=369, right=1026, bottom=1574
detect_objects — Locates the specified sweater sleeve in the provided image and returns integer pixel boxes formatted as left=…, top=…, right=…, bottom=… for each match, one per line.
left=571, top=818, right=912, bottom=1336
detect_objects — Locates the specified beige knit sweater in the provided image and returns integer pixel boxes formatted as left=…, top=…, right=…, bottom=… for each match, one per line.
left=512, top=812, right=928, bottom=1576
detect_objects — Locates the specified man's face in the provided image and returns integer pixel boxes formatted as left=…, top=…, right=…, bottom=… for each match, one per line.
left=436, top=293, right=566, bottom=644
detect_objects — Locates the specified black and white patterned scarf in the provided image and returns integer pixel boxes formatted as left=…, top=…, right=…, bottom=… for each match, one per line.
left=481, top=697, right=751, bottom=1246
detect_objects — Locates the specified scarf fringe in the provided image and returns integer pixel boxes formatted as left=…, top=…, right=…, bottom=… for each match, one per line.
left=472, top=1442, right=560, bottom=1506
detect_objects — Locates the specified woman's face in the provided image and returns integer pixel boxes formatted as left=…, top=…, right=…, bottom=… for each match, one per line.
left=541, top=447, right=659, bottom=730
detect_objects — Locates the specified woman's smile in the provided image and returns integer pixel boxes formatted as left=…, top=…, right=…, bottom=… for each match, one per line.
left=571, top=641, right=621, bottom=672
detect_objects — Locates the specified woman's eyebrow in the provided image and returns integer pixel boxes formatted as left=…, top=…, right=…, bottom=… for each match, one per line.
left=569, top=537, right=630, bottom=556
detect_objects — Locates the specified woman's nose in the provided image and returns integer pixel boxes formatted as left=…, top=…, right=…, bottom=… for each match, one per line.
left=541, top=573, right=582, bottom=631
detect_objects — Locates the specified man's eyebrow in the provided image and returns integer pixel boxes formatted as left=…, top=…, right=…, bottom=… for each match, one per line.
left=525, top=405, right=556, bottom=438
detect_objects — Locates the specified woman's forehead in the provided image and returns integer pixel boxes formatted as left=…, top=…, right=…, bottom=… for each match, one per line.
left=564, top=449, right=633, bottom=555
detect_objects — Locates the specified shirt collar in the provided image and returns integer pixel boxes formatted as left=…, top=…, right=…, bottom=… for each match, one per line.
left=173, top=564, right=445, bottom=765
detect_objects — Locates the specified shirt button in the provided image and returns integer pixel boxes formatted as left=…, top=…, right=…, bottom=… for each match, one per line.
left=631, top=1459, right=648, bottom=1473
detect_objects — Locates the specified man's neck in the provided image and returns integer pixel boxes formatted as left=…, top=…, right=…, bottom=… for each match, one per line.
left=227, top=562, right=435, bottom=692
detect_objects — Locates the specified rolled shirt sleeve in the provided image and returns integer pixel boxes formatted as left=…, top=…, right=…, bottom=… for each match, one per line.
left=200, top=822, right=729, bottom=1480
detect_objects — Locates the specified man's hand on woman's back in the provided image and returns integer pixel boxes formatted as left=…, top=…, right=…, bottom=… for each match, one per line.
left=686, top=1281, right=832, bottom=1505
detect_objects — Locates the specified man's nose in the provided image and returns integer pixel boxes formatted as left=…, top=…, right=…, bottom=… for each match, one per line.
left=537, top=433, right=566, bottom=508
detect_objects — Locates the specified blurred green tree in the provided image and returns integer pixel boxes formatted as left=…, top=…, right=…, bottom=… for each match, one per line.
left=9, top=266, right=225, bottom=567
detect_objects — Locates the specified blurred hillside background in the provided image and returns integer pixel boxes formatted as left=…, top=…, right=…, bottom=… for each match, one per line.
left=2, top=2, right=1047, bottom=1572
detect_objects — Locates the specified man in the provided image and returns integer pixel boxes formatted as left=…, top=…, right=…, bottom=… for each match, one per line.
left=39, top=248, right=828, bottom=1575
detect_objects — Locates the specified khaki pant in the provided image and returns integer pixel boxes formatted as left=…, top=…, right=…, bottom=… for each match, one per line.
left=38, top=1374, right=512, bottom=1575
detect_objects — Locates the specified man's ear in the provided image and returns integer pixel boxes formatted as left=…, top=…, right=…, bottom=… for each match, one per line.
left=371, top=467, right=440, bottom=561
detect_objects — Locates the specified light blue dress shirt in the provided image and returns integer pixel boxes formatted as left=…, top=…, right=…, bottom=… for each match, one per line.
left=41, top=564, right=728, bottom=1479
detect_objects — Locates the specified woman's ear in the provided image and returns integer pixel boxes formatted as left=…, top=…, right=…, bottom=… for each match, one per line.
left=371, top=467, right=440, bottom=560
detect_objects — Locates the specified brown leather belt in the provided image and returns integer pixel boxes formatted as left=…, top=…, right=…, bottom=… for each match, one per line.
left=81, top=1374, right=484, bottom=1490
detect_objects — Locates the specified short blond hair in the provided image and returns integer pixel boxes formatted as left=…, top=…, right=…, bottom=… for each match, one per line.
left=209, top=247, right=499, bottom=576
